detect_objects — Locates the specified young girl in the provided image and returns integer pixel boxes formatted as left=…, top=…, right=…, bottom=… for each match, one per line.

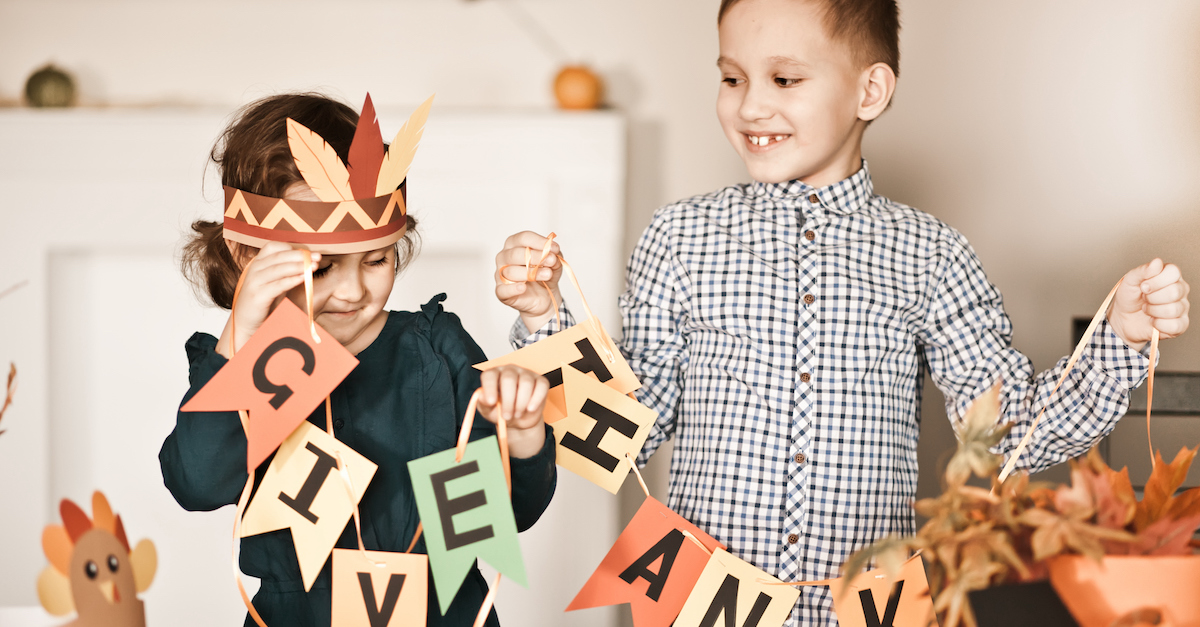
left=159, top=93, right=556, bottom=627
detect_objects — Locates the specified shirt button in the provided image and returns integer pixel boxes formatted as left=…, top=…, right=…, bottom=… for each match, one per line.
left=787, top=533, right=799, bottom=544
left=803, top=293, right=815, bottom=305
left=794, top=452, right=806, bottom=464
left=800, top=372, right=811, bottom=383
left=804, top=230, right=815, bottom=241
left=334, top=419, right=345, bottom=429
left=808, top=193, right=819, bottom=204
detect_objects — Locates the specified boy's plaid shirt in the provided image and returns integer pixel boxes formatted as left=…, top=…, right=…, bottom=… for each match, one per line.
left=511, top=162, right=1149, bottom=626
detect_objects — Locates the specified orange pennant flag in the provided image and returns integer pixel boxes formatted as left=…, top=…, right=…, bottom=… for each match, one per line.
left=332, top=549, right=428, bottom=627
left=475, top=319, right=640, bottom=423
left=568, top=497, right=724, bottom=627
left=830, top=554, right=932, bottom=627
left=181, top=299, right=358, bottom=472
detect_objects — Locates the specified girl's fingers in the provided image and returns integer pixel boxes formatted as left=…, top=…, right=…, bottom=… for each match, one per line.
left=498, top=368, right=518, bottom=423
left=526, top=374, right=549, bottom=414
left=512, top=372, right=536, bottom=423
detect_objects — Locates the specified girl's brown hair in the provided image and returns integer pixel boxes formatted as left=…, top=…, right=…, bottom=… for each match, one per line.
left=182, top=93, right=420, bottom=309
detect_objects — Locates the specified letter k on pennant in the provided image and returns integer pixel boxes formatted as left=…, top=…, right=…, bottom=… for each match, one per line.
left=181, top=299, right=358, bottom=472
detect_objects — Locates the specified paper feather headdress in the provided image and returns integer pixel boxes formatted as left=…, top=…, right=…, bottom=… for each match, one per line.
left=222, top=93, right=433, bottom=254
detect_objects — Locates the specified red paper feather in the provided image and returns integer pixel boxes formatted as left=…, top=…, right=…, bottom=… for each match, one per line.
left=60, top=499, right=92, bottom=543
left=347, top=93, right=385, bottom=199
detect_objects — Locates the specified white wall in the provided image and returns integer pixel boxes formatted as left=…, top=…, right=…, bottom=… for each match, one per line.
left=3, top=0, right=1200, bottom=623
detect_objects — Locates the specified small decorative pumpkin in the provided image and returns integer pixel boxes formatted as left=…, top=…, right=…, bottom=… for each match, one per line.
left=25, top=64, right=76, bottom=108
left=553, top=65, right=603, bottom=110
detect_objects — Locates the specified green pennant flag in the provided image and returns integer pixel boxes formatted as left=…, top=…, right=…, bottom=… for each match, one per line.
left=408, top=435, right=527, bottom=614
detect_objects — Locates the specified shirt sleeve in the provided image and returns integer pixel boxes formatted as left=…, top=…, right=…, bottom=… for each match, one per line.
left=508, top=302, right=577, bottom=349
left=620, top=209, right=690, bottom=467
left=159, top=332, right=252, bottom=512
left=918, top=229, right=1150, bottom=473
left=431, top=301, right=557, bottom=532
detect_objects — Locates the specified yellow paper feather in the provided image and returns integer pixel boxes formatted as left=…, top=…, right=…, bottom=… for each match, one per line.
left=375, top=95, right=435, bottom=196
left=131, top=539, right=158, bottom=593
left=37, top=566, right=74, bottom=616
left=287, top=118, right=354, bottom=202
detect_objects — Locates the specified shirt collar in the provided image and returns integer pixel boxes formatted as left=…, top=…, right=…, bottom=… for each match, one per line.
left=749, top=160, right=874, bottom=216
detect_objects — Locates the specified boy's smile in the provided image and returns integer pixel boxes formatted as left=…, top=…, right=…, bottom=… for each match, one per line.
left=717, top=0, right=894, bottom=187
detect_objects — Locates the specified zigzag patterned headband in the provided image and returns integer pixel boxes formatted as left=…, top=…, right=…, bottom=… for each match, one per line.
left=222, top=93, right=433, bottom=254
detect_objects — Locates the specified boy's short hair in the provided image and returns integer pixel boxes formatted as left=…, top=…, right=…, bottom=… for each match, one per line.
left=718, top=0, right=900, bottom=77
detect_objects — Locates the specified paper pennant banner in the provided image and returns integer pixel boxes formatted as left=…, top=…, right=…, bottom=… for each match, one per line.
left=332, top=549, right=428, bottom=627
left=568, top=497, right=725, bottom=627
left=675, top=549, right=800, bottom=627
left=830, top=554, right=931, bottom=627
left=181, top=299, right=359, bottom=472
left=408, top=435, right=525, bottom=614
left=556, top=365, right=656, bottom=493
left=475, top=319, right=640, bottom=423
left=240, top=421, right=378, bottom=591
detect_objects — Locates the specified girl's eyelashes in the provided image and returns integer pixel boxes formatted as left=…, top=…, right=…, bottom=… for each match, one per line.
left=721, top=76, right=743, bottom=86
left=368, top=256, right=390, bottom=268
left=313, top=264, right=333, bottom=278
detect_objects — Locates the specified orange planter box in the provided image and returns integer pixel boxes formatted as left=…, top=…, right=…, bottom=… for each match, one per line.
left=1048, top=555, right=1200, bottom=627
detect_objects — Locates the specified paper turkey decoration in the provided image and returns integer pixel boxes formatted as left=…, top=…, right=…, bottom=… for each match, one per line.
left=37, top=492, right=157, bottom=627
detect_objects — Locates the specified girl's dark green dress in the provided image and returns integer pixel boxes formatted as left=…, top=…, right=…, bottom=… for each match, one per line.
left=159, top=295, right=557, bottom=627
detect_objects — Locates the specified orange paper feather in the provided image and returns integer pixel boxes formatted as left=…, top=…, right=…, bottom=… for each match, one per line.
left=375, top=95, right=434, bottom=196
left=92, top=491, right=115, bottom=535
left=287, top=118, right=354, bottom=202
left=42, top=525, right=72, bottom=574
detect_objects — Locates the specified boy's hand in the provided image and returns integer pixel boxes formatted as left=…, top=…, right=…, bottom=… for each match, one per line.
left=216, top=241, right=320, bottom=357
left=494, top=231, right=564, bottom=334
left=1108, top=258, right=1190, bottom=352
left=478, top=364, right=550, bottom=459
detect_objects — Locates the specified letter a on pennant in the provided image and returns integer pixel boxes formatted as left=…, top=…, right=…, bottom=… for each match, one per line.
left=829, top=554, right=931, bottom=627
left=474, top=319, right=640, bottom=423
left=181, top=299, right=359, bottom=472
left=332, top=548, right=428, bottom=627
left=240, top=422, right=377, bottom=591
left=408, top=436, right=525, bottom=614
left=568, top=497, right=725, bottom=627
left=675, top=549, right=799, bottom=627
left=556, top=365, right=656, bottom=494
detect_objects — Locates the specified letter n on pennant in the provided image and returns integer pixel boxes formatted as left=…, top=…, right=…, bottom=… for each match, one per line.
left=674, top=549, right=799, bottom=627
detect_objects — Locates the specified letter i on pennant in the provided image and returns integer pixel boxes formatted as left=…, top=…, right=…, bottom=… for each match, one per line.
left=240, top=422, right=378, bottom=591
left=332, top=549, right=428, bottom=627
left=555, top=364, right=657, bottom=494
left=408, top=435, right=526, bottom=614
left=674, top=549, right=799, bottom=627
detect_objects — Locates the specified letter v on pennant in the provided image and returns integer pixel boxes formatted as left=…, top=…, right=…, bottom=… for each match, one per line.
left=181, top=299, right=358, bottom=472
left=332, top=549, right=428, bottom=627
left=557, top=364, right=656, bottom=494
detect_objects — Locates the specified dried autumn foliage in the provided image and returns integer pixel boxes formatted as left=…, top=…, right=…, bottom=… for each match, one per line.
left=842, top=383, right=1200, bottom=627
left=0, top=362, right=15, bottom=436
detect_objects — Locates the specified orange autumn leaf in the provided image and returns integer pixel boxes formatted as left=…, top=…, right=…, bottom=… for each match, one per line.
left=1134, top=446, right=1198, bottom=532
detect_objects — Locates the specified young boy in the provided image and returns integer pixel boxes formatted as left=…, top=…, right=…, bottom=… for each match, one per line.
left=495, top=0, right=1190, bottom=624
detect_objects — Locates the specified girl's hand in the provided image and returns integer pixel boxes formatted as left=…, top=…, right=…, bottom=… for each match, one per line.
left=478, top=364, right=550, bottom=459
left=1108, top=258, right=1190, bottom=352
left=494, top=231, right=563, bottom=335
left=216, top=242, right=320, bottom=357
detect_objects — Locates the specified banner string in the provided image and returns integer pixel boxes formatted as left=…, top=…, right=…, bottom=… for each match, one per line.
left=998, top=279, right=1122, bottom=483
left=1146, top=328, right=1159, bottom=467
left=625, top=453, right=650, bottom=499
